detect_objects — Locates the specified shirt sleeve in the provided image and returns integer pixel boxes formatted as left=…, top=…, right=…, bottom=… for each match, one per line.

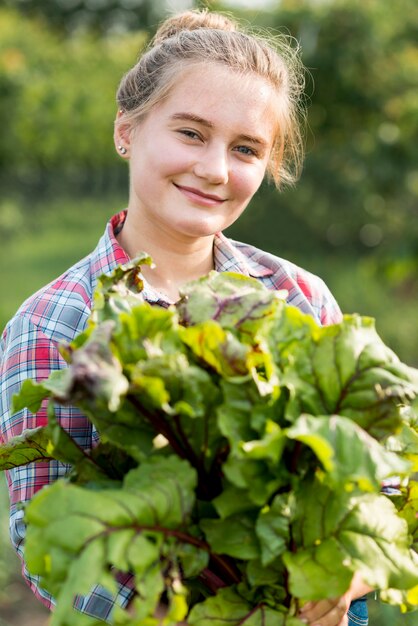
left=316, top=277, right=343, bottom=327
left=290, top=269, right=343, bottom=327
left=0, top=313, right=135, bottom=620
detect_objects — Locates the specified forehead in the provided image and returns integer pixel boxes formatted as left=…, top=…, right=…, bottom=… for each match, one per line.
left=154, top=63, right=279, bottom=143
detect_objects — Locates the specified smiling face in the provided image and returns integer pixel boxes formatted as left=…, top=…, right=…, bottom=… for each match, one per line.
left=116, top=62, right=278, bottom=242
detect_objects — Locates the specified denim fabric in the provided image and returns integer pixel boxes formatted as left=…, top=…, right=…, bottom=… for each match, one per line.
left=348, top=596, right=368, bottom=626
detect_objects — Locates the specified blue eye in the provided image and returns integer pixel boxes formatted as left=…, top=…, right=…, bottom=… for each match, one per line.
left=235, top=145, right=257, bottom=156
left=180, top=129, right=201, bottom=140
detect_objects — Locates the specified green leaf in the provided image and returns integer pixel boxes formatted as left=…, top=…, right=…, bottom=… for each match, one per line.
left=217, top=381, right=284, bottom=452
left=255, top=495, right=290, bottom=566
left=0, top=402, right=110, bottom=479
left=92, top=254, right=153, bottom=324
left=188, top=586, right=295, bottom=626
left=278, top=313, right=418, bottom=437
left=52, top=322, right=130, bottom=418
left=113, top=303, right=180, bottom=366
left=378, top=586, right=418, bottom=612
left=0, top=426, right=53, bottom=470
left=388, top=480, right=418, bottom=548
left=212, top=485, right=255, bottom=519
left=181, top=321, right=251, bottom=378
left=178, top=271, right=285, bottom=338
left=24, top=456, right=200, bottom=625
left=284, top=478, right=418, bottom=600
left=106, top=529, right=136, bottom=571
left=283, top=539, right=354, bottom=601
left=49, top=613, right=108, bottom=626
left=286, top=413, right=410, bottom=490
left=386, top=419, right=418, bottom=471
left=201, top=514, right=260, bottom=560
left=87, top=441, right=137, bottom=482
left=131, top=353, right=218, bottom=419
left=217, top=381, right=261, bottom=453
left=12, top=378, right=51, bottom=414
left=127, top=534, right=160, bottom=573
left=81, top=399, right=156, bottom=463
left=123, top=456, right=197, bottom=527
left=269, top=303, right=318, bottom=357
left=218, top=382, right=287, bottom=506
left=176, top=542, right=209, bottom=579
left=188, top=586, right=250, bottom=626
left=246, top=557, right=287, bottom=590
left=240, top=420, right=286, bottom=464
left=45, top=404, right=111, bottom=481
left=222, top=456, right=282, bottom=507
left=51, top=538, right=108, bottom=626
left=129, top=561, right=165, bottom=623
left=7, top=268, right=418, bottom=620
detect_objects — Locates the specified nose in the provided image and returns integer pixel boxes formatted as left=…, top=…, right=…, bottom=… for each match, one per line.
left=193, top=143, right=229, bottom=185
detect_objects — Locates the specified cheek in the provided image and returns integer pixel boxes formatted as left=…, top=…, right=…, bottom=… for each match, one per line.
left=231, top=166, right=265, bottom=202
left=156, top=145, right=195, bottom=182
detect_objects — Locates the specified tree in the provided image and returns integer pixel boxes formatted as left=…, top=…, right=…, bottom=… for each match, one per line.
left=0, top=0, right=174, bottom=34
left=227, top=0, right=418, bottom=264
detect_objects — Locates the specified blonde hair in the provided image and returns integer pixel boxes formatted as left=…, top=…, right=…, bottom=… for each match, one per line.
left=116, top=8, right=306, bottom=188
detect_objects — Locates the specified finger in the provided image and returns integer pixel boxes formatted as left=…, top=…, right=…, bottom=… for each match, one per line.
left=337, top=615, right=348, bottom=626
left=299, top=598, right=338, bottom=622
left=299, top=597, right=348, bottom=626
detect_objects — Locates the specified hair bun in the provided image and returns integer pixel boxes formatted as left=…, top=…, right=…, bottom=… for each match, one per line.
left=152, top=9, right=237, bottom=45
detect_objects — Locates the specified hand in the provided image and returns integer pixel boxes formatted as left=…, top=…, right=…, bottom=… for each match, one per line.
left=297, top=594, right=351, bottom=626
left=297, top=572, right=373, bottom=626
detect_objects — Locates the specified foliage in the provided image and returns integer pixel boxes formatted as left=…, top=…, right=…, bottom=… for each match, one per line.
left=0, top=477, right=50, bottom=626
left=227, top=0, right=418, bottom=268
left=1, top=0, right=167, bottom=35
left=1, top=3, right=417, bottom=624
left=1, top=0, right=418, bottom=269
left=1, top=0, right=416, bottom=300
left=1, top=260, right=418, bottom=626
left=0, top=196, right=118, bottom=331
left=0, top=7, right=146, bottom=192
left=0, top=476, right=11, bottom=602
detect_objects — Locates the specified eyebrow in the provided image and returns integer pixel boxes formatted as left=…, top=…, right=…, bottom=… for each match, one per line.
left=170, top=112, right=269, bottom=147
left=171, top=112, right=214, bottom=128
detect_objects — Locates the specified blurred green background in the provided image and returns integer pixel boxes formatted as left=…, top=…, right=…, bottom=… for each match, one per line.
left=0, top=0, right=417, bottom=624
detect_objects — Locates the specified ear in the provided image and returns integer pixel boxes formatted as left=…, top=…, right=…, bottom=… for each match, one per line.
left=114, top=109, right=133, bottom=159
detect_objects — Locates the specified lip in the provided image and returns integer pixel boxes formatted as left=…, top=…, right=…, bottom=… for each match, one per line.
left=174, top=183, right=226, bottom=205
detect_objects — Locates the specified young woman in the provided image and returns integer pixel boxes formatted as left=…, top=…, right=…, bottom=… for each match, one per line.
left=0, top=9, right=370, bottom=626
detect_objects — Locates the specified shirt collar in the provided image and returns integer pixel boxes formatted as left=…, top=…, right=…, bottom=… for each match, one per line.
left=214, top=231, right=274, bottom=278
left=91, top=210, right=172, bottom=305
left=90, top=210, right=130, bottom=296
left=90, top=212, right=273, bottom=304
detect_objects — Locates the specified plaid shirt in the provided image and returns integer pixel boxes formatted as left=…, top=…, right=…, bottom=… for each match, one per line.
left=0, top=211, right=342, bottom=621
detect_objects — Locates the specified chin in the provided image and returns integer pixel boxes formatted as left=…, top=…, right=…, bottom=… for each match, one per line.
left=177, top=219, right=224, bottom=239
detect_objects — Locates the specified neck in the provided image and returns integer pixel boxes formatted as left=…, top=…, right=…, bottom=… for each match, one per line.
left=117, top=210, right=215, bottom=300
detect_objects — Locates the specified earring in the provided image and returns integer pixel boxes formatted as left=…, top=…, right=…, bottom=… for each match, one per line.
left=118, top=145, right=127, bottom=155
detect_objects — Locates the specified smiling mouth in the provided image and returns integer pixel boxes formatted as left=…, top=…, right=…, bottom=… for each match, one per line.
left=173, top=183, right=226, bottom=203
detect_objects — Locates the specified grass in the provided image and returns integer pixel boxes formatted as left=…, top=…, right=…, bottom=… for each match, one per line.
left=0, top=196, right=119, bottom=328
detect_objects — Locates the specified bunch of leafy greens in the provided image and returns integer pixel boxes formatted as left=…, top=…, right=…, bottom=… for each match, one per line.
left=1, top=257, right=418, bottom=626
